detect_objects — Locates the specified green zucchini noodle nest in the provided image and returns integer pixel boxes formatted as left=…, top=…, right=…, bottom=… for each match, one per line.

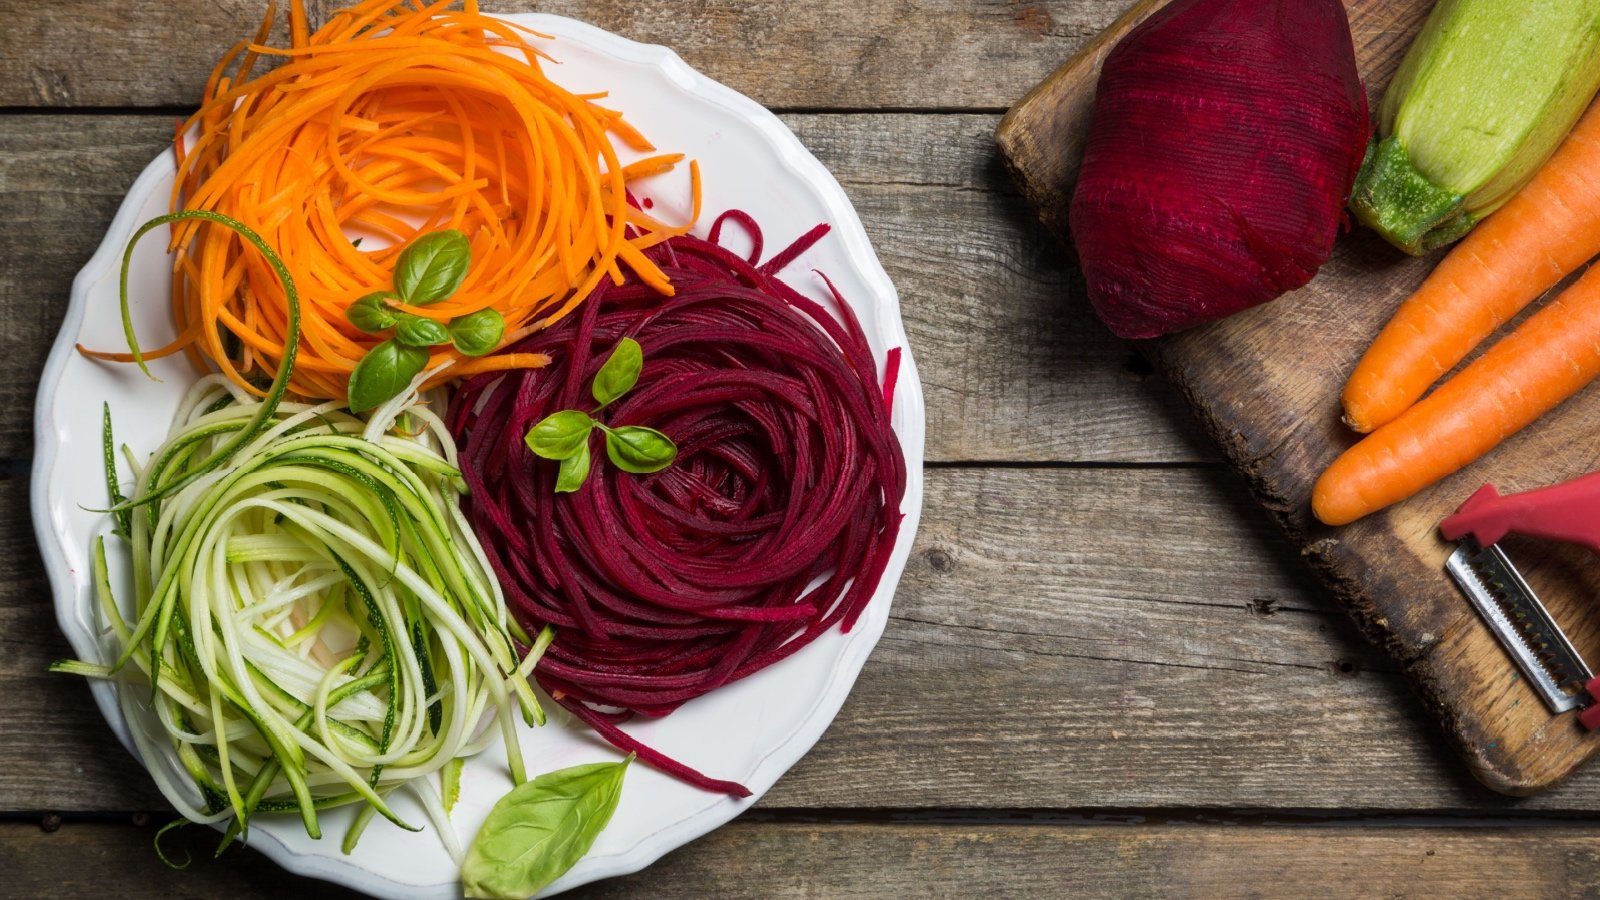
left=61, top=374, right=550, bottom=859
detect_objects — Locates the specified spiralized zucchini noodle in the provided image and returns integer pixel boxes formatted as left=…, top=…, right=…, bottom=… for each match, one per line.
left=56, top=375, right=549, bottom=859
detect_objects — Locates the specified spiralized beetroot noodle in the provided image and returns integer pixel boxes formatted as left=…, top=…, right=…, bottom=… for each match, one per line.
left=448, top=211, right=907, bottom=795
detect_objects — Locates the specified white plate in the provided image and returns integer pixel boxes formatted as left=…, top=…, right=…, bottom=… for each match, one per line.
left=31, top=14, right=925, bottom=899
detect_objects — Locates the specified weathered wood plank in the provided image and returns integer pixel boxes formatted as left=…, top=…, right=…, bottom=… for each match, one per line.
left=0, top=113, right=1203, bottom=465
left=5, top=819, right=1599, bottom=898
left=15, top=468, right=1600, bottom=813
left=1, top=1, right=1127, bottom=110
left=0, top=0, right=298, bottom=108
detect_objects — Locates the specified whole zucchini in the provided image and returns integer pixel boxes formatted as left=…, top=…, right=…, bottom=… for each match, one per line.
left=1351, top=0, right=1600, bottom=255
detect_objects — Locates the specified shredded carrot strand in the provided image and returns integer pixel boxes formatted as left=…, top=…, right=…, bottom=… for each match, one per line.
left=117, top=0, right=697, bottom=399
left=420, top=352, right=552, bottom=389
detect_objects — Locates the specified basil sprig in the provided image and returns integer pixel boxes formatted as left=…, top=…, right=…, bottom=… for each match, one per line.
left=344, top=229, right=507, bottom=411
left=524, top=337, right=677, bottom=492
left=460, top=755, right=632, bottom=899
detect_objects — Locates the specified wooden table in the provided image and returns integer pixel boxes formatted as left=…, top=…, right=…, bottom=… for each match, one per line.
left=5, top=1, right=1600, bottom=896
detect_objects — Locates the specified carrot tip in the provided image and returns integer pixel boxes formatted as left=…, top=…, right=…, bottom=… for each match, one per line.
left=1339, top=410, right=1373, bottom=434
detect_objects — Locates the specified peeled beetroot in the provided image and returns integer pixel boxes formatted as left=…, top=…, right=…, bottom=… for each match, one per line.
left=1069, top=0, right=1369, bottom=339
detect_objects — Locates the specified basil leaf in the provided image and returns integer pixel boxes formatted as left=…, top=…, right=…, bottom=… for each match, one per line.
left=591, top=337, right=642, bottom=407
left=555, top=442, right=591, bottom=493
left=394, top=229, right=470, bottom=305
left=461, top=756, right=631, bottom=900
left=346, top=291, right=399, bottom=333
left=348, top=339, right=429, bottom=412
left=603, top=425, right=677, bottom=474
left=524, top=410, right=594, bottom=460
left=394, top=314, right=452, bottom=348
left=449, top=309, right=505, bottom=357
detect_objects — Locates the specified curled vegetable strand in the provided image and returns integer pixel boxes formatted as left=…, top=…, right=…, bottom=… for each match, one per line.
left=449, top=214, right=906, bottom=795
left=82, top=0, right=699, bottom=400
left=56, top=378, right=548, bottom=855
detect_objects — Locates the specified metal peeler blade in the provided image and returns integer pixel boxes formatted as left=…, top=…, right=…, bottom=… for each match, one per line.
left=1444, top=537, right=1595, bottom=714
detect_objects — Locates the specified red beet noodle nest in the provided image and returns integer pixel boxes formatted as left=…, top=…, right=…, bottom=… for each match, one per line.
left=448, top=212, right=907, bottom=795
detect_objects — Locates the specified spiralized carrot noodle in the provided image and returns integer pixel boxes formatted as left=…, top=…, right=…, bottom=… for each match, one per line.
left=87, top=0, right=699, bottom=400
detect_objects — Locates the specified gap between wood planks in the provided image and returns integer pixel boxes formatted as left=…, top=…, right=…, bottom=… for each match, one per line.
left=9, top=807, right=1600, bottom=829
left=11, top=819, right=1600, bottom=900
left=12, top=819, right=1600, bottom=899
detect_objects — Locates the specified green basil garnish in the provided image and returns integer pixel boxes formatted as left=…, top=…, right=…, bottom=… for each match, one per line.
left=602, top=425, right=676, bottom=474
left=524, top=410, right=595, bottom=461
left=449, top=308, right=506, bottom=357
left=346, top=291, right=400, bottom=333
left=342, top=229, right=477, bottom=411
left=523, top=339, right=676, bottom=492
left=461, top=756, right=631, bottom=900
left=591, top=337, right=642, bottom=407
left=348, top=339, right=429, bottom=412
left=394, top=229, right=470, bottom=305
left=555, top=443, right=592, bottom=493
left=394, top=314, right=452, bottom=348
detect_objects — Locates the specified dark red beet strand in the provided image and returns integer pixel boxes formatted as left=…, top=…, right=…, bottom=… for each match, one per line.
left=448, top=213, right=907, bottom=796
left=1069, top=0, right=1369, bottom=339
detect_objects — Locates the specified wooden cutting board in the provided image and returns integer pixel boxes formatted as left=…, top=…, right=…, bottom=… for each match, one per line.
left=997, top=0, right=1600, bottom=796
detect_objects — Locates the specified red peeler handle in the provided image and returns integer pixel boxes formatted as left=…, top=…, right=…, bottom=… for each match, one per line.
left=1583, top=688, right=1600, bottom=731
left=1439, top=471, right=1600, bottom=556
left=1442, top=472, right=1600, bottom=730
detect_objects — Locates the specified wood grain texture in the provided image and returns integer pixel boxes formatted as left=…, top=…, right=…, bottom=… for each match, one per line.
left=995, top=0, right=1600, bottom=795
left=0, top=113, right=1205, bottom=466
left=0, top=0, right=300, bottom=107
left=18, top=467, right=1600, bottom=814
left=6, top=820, right=1600, bottom=898
left=0, top=0, right=1131, bottom=110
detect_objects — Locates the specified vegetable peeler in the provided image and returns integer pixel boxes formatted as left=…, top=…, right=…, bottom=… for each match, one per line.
left=1439, top=473, right=1600, bottom=729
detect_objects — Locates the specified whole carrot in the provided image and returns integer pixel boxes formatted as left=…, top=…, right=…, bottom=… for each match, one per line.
left=1314, top=262, right=1600, bottom=526
left=1342, top=101, right=1600, bottom=434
